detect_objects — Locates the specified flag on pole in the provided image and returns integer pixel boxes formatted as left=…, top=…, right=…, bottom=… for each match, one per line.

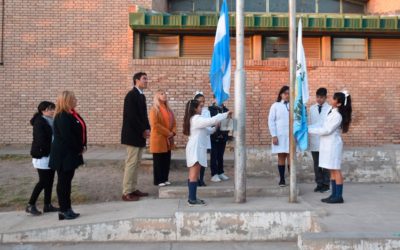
left=293, top=19, right=310, bottom=151
left=209, top=0, right=231, bottom=106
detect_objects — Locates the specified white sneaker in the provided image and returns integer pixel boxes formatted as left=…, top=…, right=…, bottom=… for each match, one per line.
left=158, top=183, right=166, bottom=187
left=219, top=173, right=229, bottom=181
left=211, top=175, right=222, bottom=182
left=165, top=181, right=171, bottom=186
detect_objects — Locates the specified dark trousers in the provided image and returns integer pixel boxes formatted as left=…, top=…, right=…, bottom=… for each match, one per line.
left=210, top=141, right=226, bottom=176
left=153, top=151, right=171, bottom=185
left=56, top=169, right=75, bottom=212
left=28, top=169, right=56, bottom=205
left=312, top=151, right=330, bottom=187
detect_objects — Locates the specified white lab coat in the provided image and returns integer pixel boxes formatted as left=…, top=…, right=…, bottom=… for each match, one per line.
left=308, top=108, right=343, bottom=170
left=201, top=107, right=213, bottom=149
left=268, top=101, right=289, bottom=154
left=186, top=112, right=229, bottom=168
left=308, top=102, right=332, bottom=152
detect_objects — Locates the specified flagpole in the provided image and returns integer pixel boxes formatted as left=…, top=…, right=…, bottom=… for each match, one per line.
left=234, top=0, right=246, bottom=203
left=289, top=0, right=297, bottom=203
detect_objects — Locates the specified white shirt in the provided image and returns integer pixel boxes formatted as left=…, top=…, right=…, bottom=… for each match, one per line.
left=201, top=107, right=213, bottom=149
left=308, top=102, right=331, bottom=152
left=268, top=100, right=290, bottom=154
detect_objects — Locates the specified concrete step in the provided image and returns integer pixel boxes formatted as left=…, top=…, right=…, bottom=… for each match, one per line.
left=0, top=242, right=299, bottom=250
left=0, top=197, right=319, bottom=243
left=298, top=232, right=400, bottom=250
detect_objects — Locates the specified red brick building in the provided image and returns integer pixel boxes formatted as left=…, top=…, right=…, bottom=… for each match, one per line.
left=0, top=0, right=399, bottom=148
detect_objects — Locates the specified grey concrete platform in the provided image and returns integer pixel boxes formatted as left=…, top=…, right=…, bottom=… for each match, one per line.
left=0, top=197, right=317, bottom=243
left=298, top=232, right=400, bottom=250
left=159, top=177, right=298, bottom=198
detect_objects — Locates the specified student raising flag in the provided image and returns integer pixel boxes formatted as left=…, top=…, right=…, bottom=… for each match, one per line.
left=294, top=19, right=310, bottom=151
left=209, top=0, right=231, bottom=106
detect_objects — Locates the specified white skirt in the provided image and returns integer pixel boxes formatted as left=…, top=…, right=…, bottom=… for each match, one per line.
left=32, top=157, right=50, bottom=170
left=271, top=135, right=289, bottom=154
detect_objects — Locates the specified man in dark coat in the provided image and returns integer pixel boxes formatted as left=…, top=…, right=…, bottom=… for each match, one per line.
left=121, top=72, right=150, bottom=201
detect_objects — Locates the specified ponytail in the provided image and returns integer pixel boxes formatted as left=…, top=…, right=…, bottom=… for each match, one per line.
left=183, top=99, right=200, bottom=136
left=333, top=92, right=352, bottom=133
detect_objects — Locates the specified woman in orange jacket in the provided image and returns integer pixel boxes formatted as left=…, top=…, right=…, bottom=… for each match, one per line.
left=149, top=90, right=177, bottom=187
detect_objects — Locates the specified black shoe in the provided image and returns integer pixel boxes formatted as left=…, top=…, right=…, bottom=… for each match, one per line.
left=279, top=180, right=286, bottom=187
left=198, top=180, right=207, bottom=187
left=43, top=204, right=59, bottom=213
left=58, top=209, right=79, bottom=220
left=187, top=199, right=207, bottom=207
left=319, top=185, right=330, bottom=193
left=68, top=209, right=80, bottom=217
left=321, top=195, right=333, bottom=203
left=314, top=186, right=322, bottom=192
left=25, top=204, right=42, bottom=216
left=326, top=196, right=344, bottom=204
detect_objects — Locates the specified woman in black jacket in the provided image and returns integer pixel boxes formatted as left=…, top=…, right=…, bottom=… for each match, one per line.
left=26, top=101, right=59, bottom=216
left=49, top=91, right=87, bottom=220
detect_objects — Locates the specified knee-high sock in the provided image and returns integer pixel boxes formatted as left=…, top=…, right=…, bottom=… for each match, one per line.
left=331, top=180, right=337, bottom=197
left=278, top=165, right=285, bottom=182
left=188, top=181, right=198, bottom=201
left=336, top=184, right=343, bottom=198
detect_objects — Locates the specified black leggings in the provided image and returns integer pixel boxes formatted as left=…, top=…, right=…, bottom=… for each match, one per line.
left=56, top=169, right=75, bottom=212
left=153, top=151, right=171, bottom=185
left=28, top=169, right=56, bottom=205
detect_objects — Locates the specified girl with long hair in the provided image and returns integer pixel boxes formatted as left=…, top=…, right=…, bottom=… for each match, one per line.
left=183, top=99, right=231, bottom=206
left=149, top=90, right=176, bottom=187
left=268, top=86, right=290, bottom=187
left=26, top=101, right=59, bottom=215
left=309, top=91, right=352, bottom=204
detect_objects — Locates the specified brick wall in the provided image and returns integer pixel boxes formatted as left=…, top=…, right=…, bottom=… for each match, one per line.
left=367, top=0, right=400, bottom=14
left=132, top=59, right=400, bottom=147
left=0, top=0, right=399, bottom=148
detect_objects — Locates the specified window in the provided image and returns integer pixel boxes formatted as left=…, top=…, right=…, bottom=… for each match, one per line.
left=143, top=35, right=179, bottom=58
left=332, top=38, right=366, bottom=60
left=181, top=35, right=252, bottom=59
left=263, top=36, right=321, bottom=59
left=318, top=0, right=340, bottom=13
left=297, top=0, right=316, bottom=13
left=368, top=39, right=400, bottom=60
left=263, top=37, right=289, bottom=58
left=342, top=0, right=364, bottom=14
left=168, top=0, right=216, bottom=13
left=269, top=1, right=288, bottom=12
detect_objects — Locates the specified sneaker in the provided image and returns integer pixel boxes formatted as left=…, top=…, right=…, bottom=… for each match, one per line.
left=25, top=204, right=42, bottom=216
left=165, top=181, right=171, bottom=186
left=279, top=180, right=286, bottom=187
left=218, top=173, right=229, bottom=181
left=319, top=185, right=330, bottom=193
left=187, top=199, right=207, bottom=207
left=158, top=183, right=167, bottom=187
left=211, top=175, right=222, bottom=182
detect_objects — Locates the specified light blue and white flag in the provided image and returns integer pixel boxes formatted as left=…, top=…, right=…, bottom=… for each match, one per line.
left=293, top=19, right=310, bottom=151
left=209, top=0, right=231, bottom=106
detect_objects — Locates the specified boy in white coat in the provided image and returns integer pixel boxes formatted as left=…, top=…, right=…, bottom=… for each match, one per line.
left=309, top=88, right=331, bottom=193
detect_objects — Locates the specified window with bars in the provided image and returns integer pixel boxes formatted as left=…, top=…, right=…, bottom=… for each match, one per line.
left=263, top=36, right=321, bottom=59
left=332, top=38, right=366, bottom=60
left=140, top=34, right=252, bottom=59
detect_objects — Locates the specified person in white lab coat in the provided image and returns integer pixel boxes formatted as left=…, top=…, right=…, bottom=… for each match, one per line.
left=194, top=92, right=212, bottom=186
left=183, top=99, right=232, bottom=207
left=309, top=91, right=352, bottom=204
left=268, top=86, right=290, bottom=187
left=309, top=88, right=331, bottom=193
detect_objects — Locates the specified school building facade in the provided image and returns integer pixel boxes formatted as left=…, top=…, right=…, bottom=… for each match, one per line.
left=0, top=0, right=399, bottom=153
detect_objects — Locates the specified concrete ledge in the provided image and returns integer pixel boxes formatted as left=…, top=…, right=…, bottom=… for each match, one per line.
left=298, top=232, right=400, bottom=250
left=159, top=185, right=298, bottom=199
left=1, top=208, right=316, bottom=243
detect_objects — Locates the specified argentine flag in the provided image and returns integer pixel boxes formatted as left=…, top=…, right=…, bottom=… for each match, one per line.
left=293, top=19, right=310, bottom=151
left=209, top=0, right=231, bottom=106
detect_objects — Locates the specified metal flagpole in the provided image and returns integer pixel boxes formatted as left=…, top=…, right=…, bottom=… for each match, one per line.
left=234, top=0, right=246, bottom=203
left=289, top=0, right=297, bottom=203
